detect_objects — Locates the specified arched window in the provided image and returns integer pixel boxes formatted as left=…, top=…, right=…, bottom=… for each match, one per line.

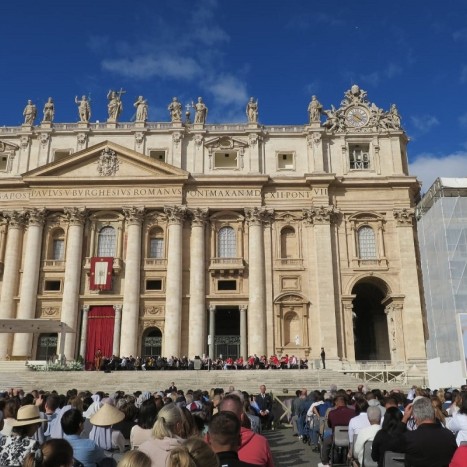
left=50, top=229, right=65, bottom=260
left=358, top=226, right=377, bottom=259
left=218, top=226, right=236, bottom=257
left=149, top=227, right=164, bottom=258
left=280, top=227, right=296, bottom=258
left=97, top=226, right=116, bottom=257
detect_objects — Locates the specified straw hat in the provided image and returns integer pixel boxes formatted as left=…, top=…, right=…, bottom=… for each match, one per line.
left=11, top=405, right=47, bottom=427
left=90, top=403, right=125, bottom=427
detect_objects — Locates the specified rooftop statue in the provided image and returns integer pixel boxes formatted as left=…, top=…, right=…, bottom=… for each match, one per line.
left=107, top=89, right=126, bottom=122
left=42, top=97, right=55, bottom=123
left=23, top=100, right=37, bottom=126
left=75, top=95, right=91, bottom=123
left=307, top=95, right=323, bottom=124
left=193, top=97, right=208, bottom=124
left=134, top=96, right=148, bottom=123
left=168, top=97, right=182, bottom=123
left=246, top=97, right=259, bottom=123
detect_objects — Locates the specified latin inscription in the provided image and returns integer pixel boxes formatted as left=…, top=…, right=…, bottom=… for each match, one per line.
left=186, top=189, right=261, bottom=198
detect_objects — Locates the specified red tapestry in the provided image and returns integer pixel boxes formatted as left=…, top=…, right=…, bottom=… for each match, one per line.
left=90, top=257, right=113, bottom=291
left=85, top=306, right=115, bottom=370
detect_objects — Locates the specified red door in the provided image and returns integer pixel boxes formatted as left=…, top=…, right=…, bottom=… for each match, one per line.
left=85, top=306, right=115, bottom=370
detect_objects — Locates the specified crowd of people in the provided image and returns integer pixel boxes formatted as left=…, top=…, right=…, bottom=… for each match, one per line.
left=92, top=353, right=309, bottom=372
left=1, top=381, right=467, bottom=466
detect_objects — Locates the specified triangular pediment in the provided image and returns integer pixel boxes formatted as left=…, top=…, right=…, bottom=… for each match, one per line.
left=204, top=136, right=249, bottom=149
left=22, top=141, right=188, bottom=182
left=0, top=140, right=19, bottom=152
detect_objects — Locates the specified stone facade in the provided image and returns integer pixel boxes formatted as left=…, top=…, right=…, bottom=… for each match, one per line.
left=0, top=87, right=427, bottom=370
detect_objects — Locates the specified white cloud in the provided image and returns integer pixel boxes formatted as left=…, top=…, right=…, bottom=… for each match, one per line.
left=409, top=152, right=467, bottom=191
left=206, top=74, right=248, bottom=106
left=410, top=115, right=439, bottom=133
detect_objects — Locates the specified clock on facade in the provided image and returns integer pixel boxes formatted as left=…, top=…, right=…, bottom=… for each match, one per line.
left=345, top=106, right=369, bottom=128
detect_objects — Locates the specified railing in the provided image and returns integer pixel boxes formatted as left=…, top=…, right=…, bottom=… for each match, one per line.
left=338, top=360, right=409, bottom=384
left=206, top=124, right=247, bottom=131
left=42, top=260, right=65, bottom=269
left=274, top=258, right=304, bottom=268
left=144, top=258, right=168, bottom=268
left=210, top=257, right=244, bottom=266
left=353, top=258, right=388, bottom=268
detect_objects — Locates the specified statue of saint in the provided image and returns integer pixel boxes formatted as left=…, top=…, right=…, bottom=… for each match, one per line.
left=246, top=97, right=258, bottom=123
left=388, top=104, right=401, bottom=128
left=42, top=97, right=55, bottom=123
left=134, top=96, right=148, bottom=122
left=107, top=89, right=125, bottom=121
left=75, top=95, right=91, bottom=123
left=168, top=97, right=182, bottom=123
left=193, top=97, right=208, bottom=124
left=307, top=95, right=323, bottom=123
left=23, top=100, right=37, bottom=126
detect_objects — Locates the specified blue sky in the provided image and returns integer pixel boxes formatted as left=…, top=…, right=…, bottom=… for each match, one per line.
left=1, top=0, right=466, bottom=190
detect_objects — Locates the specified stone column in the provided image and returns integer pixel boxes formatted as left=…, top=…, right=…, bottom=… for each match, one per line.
left=303, top=205, right=339, bottom=366
left=78, top=305, right=90, bottom=359
left=393, top=209, right=425, bottom=362
left=341, top=297, right=356, bottom=362
left=60, top=208, right=87, bottom=360
left=113, top=304, right=122, bottom=356
left=12, top=209, right=47, bottom=357
left=239, top=305, right=248, bottom=359
left=164, top=205, right=187, bottom=358
left=245, top=207, right=273, bottom=356
left=120, top=207, right=144, bottom=357
left=188, top=208, right=208, bottom=358
left=209, top=305, right=215, bottom=360
left=0, top=211, right=26, bottom=359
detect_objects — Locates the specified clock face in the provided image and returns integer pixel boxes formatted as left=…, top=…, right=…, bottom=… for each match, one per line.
left=345, top=107, right=369, bottom=128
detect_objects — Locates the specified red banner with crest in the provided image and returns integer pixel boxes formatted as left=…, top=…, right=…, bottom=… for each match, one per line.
left=90, top=257, right=113, bottom=290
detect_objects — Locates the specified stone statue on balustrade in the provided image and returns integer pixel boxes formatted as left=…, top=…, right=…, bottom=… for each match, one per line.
left=193, top=97, right=208, bottom=124
left=134, top=96, right=148, bottom=122
left=107, top=89, right=126, bottom=121
left=23, top=100, right=37, bottom=126
left=75, top=95, right=91, bottom=123
left=246, top=97, right=258, bottom=123
left=168, top=97, right=182, bottom=123
left=42, top=97, right=55, bottom=123
left=307, top=95, right=323, bottom=124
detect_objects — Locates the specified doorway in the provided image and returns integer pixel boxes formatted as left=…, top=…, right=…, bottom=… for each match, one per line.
left=142, top=327, right=162, bottom=357
left=214, top=307, right=240, bottom=359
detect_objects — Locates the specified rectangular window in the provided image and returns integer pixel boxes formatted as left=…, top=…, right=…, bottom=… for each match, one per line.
left=349, top=144, right=370, bottom=170
left=277, top=152, right=295, bottom=170
left=149, top=150, right=166, bottom=162
left=149, top=238, right=164, bottom=258
left=218, top=280, right=237, bottom=291
left=0, top=155, right=8, bottom=171
left=214, top=152, right=237, bottom=169
left=52, top=239, right=65, bottom=260
left=44, top=280, right=61, bottom=291
left=146, top=279, right=163, bottom=291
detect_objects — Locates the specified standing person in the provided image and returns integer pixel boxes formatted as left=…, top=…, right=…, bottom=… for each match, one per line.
left=23, top=100, right=37, bottom=125
left=95, top=349, right=103, bottom=371
left=256, top=385, right=274, bottom=431
left=321, top=347, right=326, bottom=369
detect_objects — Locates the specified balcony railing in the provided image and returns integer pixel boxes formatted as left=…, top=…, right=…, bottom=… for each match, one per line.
left=352, top=258, right=388, bottom=269
left=144, top=258, right=168, bottom=269
left=209, top=257, right=245, bottom=275
left=274, top=258, right=304, bottom=268
left=42, top=260, right=65, bottom=271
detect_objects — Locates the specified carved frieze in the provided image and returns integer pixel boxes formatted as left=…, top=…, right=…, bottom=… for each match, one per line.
left=172, top=132, right=182, bottom=146
left=123, top=206, right=145, bottom=225
left=145, top=305, right=163, bottom=316
left=39, top=133, right=49, bottom=148
left=77, top=132, right=87, bottom=146
left=244, top=207, right=274, bottom=225
left=20, top=136, right=30, bottom=150
left=41, top=306, right=59, bottom=317
left=97, top=147, right=119, bottom=176
left=4, top=210, right=27, bottom=229
left=64, top=207, right=87, bottom=226
left=190, top=207, right=209, bottom=226
left=27, top=208, right=47, bottom=226
left=135, top=132, right=144, bottom=146
left=393, top=208, right=414, bottom=226
left=303, top=205, right=340, bottom=225
left=164, top=205, right=187, bottom=224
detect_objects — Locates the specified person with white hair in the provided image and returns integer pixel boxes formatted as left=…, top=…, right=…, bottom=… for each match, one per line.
left=352, top=406, right=381, bottom=465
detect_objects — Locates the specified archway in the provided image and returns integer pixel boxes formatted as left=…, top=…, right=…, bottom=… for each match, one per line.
left=352, top=281, right=390, bottom=361
left=36, top=333, right=58, bottom=361
left=142, top=327, right=162, bottom=357
left=214, top=307, right=240, bottom=359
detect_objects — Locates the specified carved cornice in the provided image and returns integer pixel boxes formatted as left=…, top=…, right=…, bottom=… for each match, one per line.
left=64, top=207, right=87, bottom=226
left=164, top=205, right=187, bottom=224
left=244, top=207, right=274, bottom=225
left=123, top=206, right=145, bottom=225
left=4, top=210, right=27, bottom=229
left=393, top=208, right=414, bottom=226
left=27, top=208, right=47, bottom=226
left=303, top=205, right=340, bottom=225
left=190, top=207, right=209, bottom=226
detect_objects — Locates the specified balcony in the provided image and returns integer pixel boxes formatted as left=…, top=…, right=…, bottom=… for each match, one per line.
left=352, top=257, right=388, bottom=270
left=209, top=257, right=245, bottom=276
left=83, top=257, right=123, bottom=275
left=42, top=260, right=65, bottom=272
left=144, top=258, right=168, bottom=270
left=274, top=258, right=304, bottom=270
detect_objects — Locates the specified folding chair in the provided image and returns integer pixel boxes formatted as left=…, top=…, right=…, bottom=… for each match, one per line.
left=361, top=440, right=377, bottom=467
left=331, top=426, right=350, bottom=466
left=383, top=451, right=405, bottom=467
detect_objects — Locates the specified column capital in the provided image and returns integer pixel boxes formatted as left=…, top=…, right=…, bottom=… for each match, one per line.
left=113, top=304, right=122, bottom=313
left=303, top=205, right=340, bottom=225
left=189, top=207, right=209, bottom=226
left=64, top=207, right=87, bottom=226
left=123, top=206, right=145, bottom=225
left=4, top=210, right=27, bottom=229
left=393, top=208, right=414, bottom=226
left=208, top=304, right=216, bottom=313
left=164, top=205, right=187, bottom=224
left=27, top=208, right=47, bottom=226
left=244, top=207, right=274, bottom=226
left=239, top=304, right=248, bottom=313
left=82, top=304, right=90, bottom=313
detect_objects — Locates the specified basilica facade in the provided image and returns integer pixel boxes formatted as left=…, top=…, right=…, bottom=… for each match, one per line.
left=0, top=86, right=427, bottom=371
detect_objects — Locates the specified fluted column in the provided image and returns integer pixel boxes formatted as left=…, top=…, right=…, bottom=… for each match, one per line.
left=164, top=205, right=187, bottom=357
left=0, top=211, right=26, bottom=359
left=188, top=208, right=208, bottom=358
left=78, top=305, right=89, bottom=359
left=245, top=207, right=273, bottom=356
left=60, top=208, right=87, bottom=360
left=120, top=207, right=144, bottom=357
left=113, top=304, right=122, bottom=356
left=12, top=209, right=47, bottom=357
left=239, top=305, right=248, bottom=359
left=209, top=305, right=216, bottom=360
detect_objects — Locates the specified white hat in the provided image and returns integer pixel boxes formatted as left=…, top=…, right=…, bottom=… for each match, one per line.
left=12, top=405, right=47, bottom=427
left=90, top=403, right=125, bottom=427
